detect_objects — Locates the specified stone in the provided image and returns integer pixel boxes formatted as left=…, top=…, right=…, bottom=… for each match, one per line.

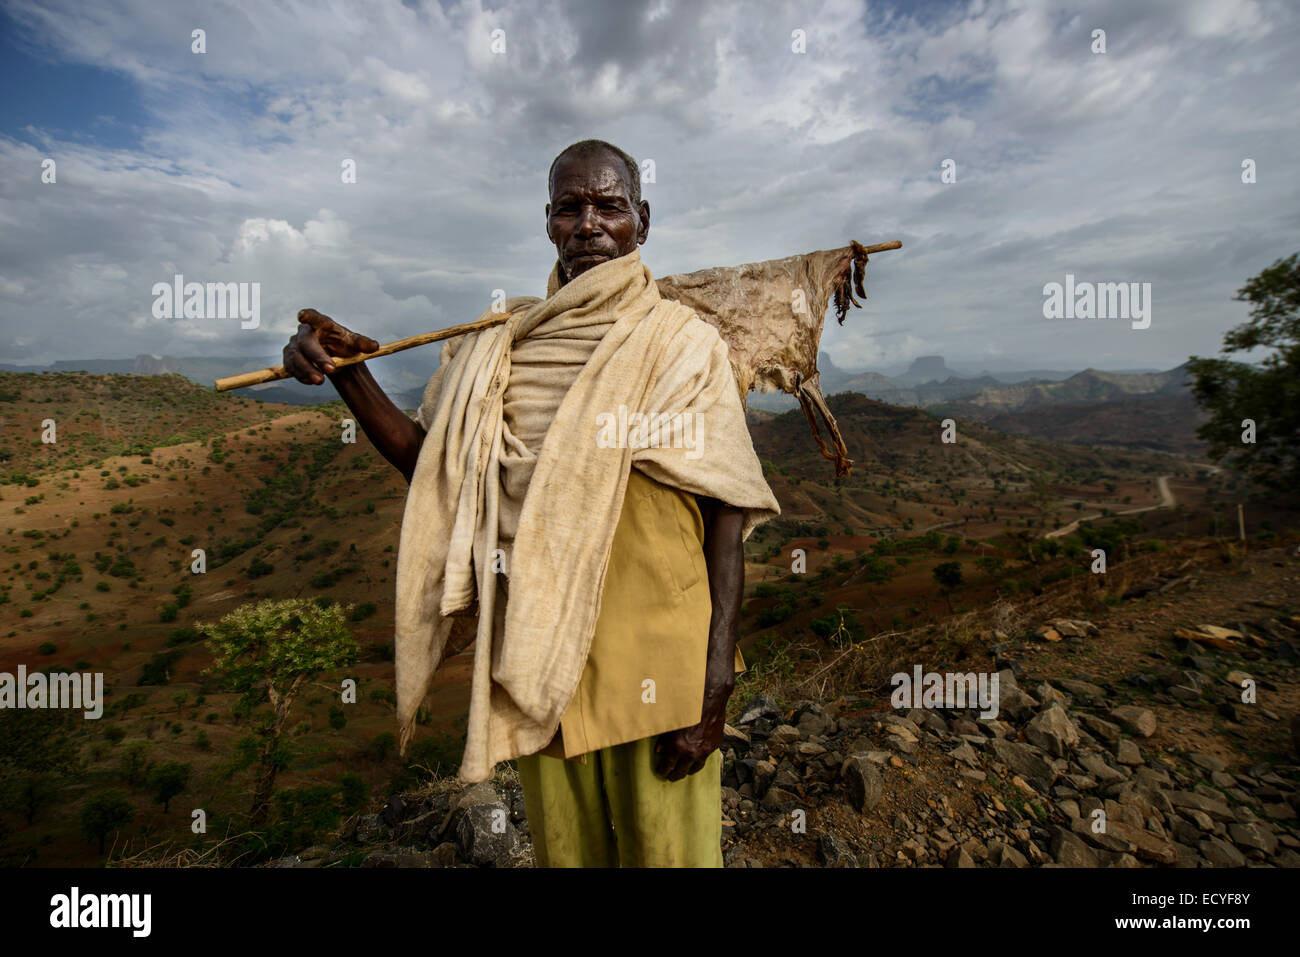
left=946, top=846, right=976, bottom=868
left=737, top=695, right=784, bottom=725
left=430, top=842, right=459, bottom=867
left=452, top=781, right=500, bottom=812
left=1109, top=706, right=1157, bottom=738
left=379, top=795, right=406, bottom=827
left=1228, top=821, right=1278, bottom=855
left=988, top=739, right=1058, bottom=789
left=1079, top=714, right=1122, bottom=743
left=760, top=786, right=800, bottom=811
left=1115, top=739, right=1143, bottom=766
left=1188, top=752, right=1227, bottom=773
left=842, top=755, right=885, bottom=812
left=1167, top=790, right=1234, bottom=821
left=722, top=723, right=750, bottom=748
left=768, top=724, right=800, bottom=747
left=997, top=687, right=1040, bottom=721
left=1106, top=820, right=1177, bottom=864
left=1077, top=752, right=1127, bottom=784
left=1199, top=837, right=1247, bottom=867
left=1025, top=704, right=1081, bottom=757
left=455, top=803, right=519, bottom=866
left=819, top=832, right=859, bottom=867
left=948, top=742, right=981, bottom=768
left=1057, top=678, right=1108, bottom=700
left=1049, top=826, right=1100, bottom=867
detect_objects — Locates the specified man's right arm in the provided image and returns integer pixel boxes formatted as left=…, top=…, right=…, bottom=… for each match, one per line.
left=283, top=308, right=427, bottom=483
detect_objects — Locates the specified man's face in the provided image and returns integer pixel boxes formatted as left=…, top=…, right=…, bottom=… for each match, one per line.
left=546, top=151, right=649, bottom=284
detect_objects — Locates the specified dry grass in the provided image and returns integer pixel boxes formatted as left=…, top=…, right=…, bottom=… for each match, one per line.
left=750, top=538, right=1227, bottom=708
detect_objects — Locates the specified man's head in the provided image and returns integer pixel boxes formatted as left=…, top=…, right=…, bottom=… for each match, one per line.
left=546, top=139, right=649, bottom=285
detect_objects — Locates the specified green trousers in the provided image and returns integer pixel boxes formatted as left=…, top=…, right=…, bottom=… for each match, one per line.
left=516, top=735, right=723, bottom=868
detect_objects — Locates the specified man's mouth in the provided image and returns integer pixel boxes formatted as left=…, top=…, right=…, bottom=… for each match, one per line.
left=571, top=251, right=611, bottom=265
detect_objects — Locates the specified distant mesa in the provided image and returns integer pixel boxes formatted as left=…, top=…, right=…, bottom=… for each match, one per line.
left=899, top=355, right=959, bottom=384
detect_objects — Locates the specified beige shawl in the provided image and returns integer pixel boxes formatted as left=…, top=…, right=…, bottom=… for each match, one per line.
left=395, top=248, right=780, bottom=782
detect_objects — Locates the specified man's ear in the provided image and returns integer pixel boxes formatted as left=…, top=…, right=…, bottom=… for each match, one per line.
left=545, top=204, right=553, bottom=243
left=638, top=200, right=650, bottom=245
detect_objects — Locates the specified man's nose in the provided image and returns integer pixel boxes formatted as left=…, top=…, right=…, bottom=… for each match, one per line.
left=575, top=205, right=601, bottom=235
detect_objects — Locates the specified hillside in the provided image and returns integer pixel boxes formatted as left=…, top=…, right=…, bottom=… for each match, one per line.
left=0, top=371, right=1259, bottom=866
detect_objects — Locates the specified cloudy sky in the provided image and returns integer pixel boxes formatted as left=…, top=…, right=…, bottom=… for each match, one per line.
left=2, top=0, right=1297, bottom=384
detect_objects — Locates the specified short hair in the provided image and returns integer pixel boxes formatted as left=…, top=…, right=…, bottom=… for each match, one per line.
left=548, top=139, right=641, bottom=207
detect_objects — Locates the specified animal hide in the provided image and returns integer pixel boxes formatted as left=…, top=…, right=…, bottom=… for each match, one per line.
left=655, top=240, right=883, bottom=477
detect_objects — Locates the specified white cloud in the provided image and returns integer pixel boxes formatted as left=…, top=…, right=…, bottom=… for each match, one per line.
left=0, top=0, right=1296, bottom=379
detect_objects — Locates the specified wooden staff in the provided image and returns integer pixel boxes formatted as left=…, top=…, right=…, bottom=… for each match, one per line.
left=213, top=310, right=516, bottom=392
left=212, top=240, right=903, bottom=393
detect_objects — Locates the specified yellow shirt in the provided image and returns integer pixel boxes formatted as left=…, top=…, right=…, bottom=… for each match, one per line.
left=538, top=467, right=745, bottom=760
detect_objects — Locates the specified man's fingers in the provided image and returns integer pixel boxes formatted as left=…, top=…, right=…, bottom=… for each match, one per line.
left=297, top=307, right=333, bottom=329
left=295, top=322, right=337, bottom=375
left=343, top=330, right=380, bottom=354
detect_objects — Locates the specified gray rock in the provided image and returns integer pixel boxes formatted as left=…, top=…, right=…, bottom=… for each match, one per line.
left=379, top=795, right=406, bottom=827
left=1049, top=826, right=1100, bottom=867
left=760, top=786, right=800, bottom=811
left=818, top=832, right=859, bottom=867
left=1109, top=706, right=1157, bottom=738
left=455, top=803, right=520, bottom=866
left=430, top=842, right=459, bottom=867
left=1199, top=837, right=1248, bottom=867
left=842, top=755, right=885, bottom=812
left=1025, top=704, right=1081, bottom=757
left=1114, top=739, right=1143, bottom=765
left=1168, top=790, right=1234, bottom=821
left=946, top=846, right=976, bottom=868
left=1077, top=752, right=1128, bottom=784
left=355, top=814, right=385, bottom=844
left=1188, top=752, right=1227, bottom=773
left=1057, top=678, right=1108, bottom=700
left=1079, top=714, right=1122, bottom=744
left=737, top=695, right=784, bottom=725
left=988, top=738, right=1058, bottom=789
left=1228, top=821, right=1278, bottom=855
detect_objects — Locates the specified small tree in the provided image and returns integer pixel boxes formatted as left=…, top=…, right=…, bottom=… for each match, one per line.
left=0, top=708, right=82, bottom=825
left=932, top=561, right=964, bottom=612
left=120, top=740, right=154, bottom=787
left=80, top=790, right=135, bottom=854
left=146, top=761, right=191, bottom=813
left=1188, top=252, right=1300, bottom=494
left=200, top=598, right=358, bottom=826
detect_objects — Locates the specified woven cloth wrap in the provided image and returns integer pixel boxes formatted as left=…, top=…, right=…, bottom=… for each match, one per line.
left=395, top=247, right=780, bottom=782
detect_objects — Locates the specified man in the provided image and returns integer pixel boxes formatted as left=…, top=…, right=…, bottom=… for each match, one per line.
left=282, top=139, right=778, bottom=866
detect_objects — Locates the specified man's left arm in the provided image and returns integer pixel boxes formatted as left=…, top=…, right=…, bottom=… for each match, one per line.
left=654, top=495, right=745, bottom=781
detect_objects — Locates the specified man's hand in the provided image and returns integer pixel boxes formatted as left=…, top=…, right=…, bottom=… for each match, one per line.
left=282, top=308, right=425, bottom=481
left=283, top=307, right=379, bottom=384
left=654, top=684, right=730, bottom=781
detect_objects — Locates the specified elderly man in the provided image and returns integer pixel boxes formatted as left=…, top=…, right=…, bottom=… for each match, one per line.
left=282, top=139, right=778, bottom=867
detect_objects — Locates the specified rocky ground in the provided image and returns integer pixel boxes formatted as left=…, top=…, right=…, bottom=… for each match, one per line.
left=275, top=545, right=1300, bottom=868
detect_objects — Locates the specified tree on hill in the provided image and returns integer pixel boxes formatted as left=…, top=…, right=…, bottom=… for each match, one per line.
left=200, top=598, right=359, bottom=827
left=80, top=790, right=135, bottom=854
left=1188, top=252, right=1300, bottom=495
left=147, top=761, right=191, bottom=813
left=0, top=707, right=83, bottom=825
left=932, top=561, right=964, bottom=612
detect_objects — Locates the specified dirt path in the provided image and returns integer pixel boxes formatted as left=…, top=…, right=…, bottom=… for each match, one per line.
left=1044, top=475, right=1174, bottom=539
